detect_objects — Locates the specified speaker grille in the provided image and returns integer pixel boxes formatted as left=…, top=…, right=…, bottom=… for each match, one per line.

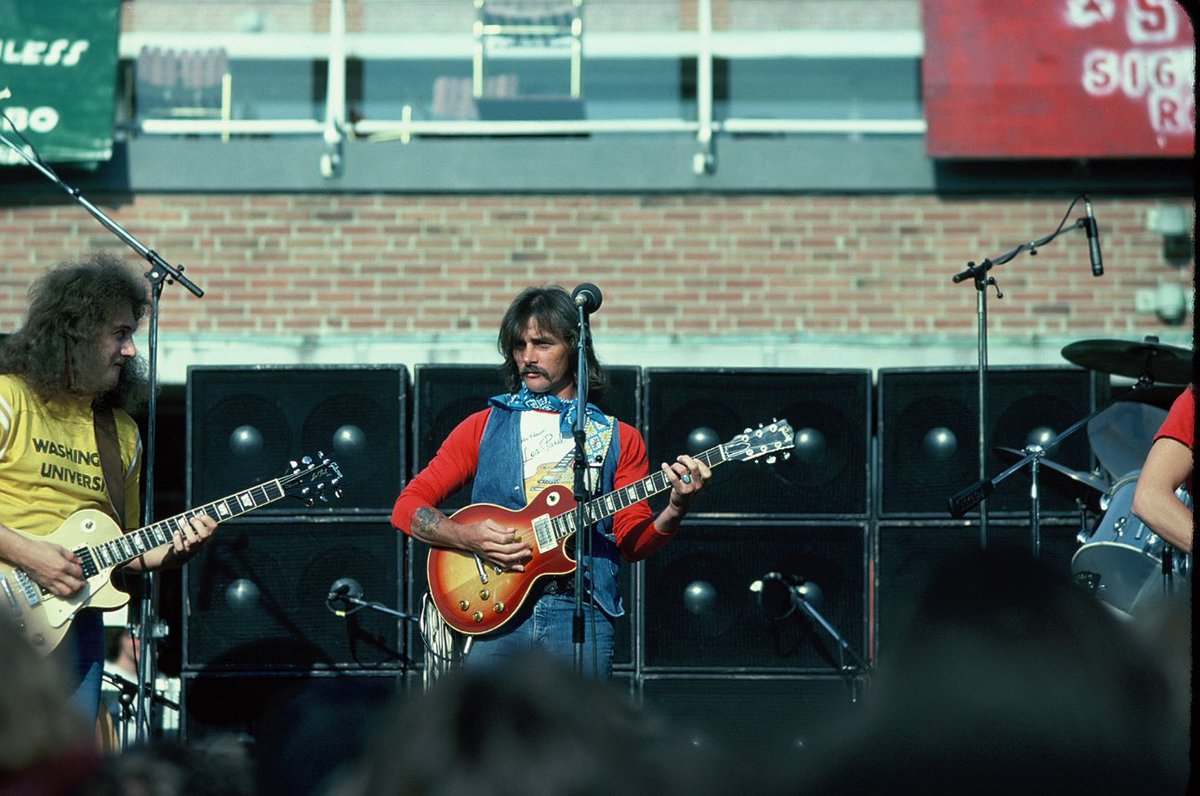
left=875, top=520, right=1084, bottom=659
left=639, top=675, right=865, bottom=759
left=182, top=671, right=400, bottom=745
left=187, top=365, right=407, bottom=514
left=877, top=366, right=1095, bottom=517
left=644, top=369, right=871, bottom=518
left=641, top=520, right=866, bottom=671
left=183, top=517, right=404, bottom=670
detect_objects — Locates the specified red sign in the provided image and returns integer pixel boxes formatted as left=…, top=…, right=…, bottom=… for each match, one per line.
left=923, top=0, right=1194, bottom=158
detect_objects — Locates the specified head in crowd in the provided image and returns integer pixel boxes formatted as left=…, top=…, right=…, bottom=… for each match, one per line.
left=791, top=548, right=1187, bottom=795
left=497, top=285, right=605, bottom=398
left=340, top=652, right=702, bottom=796
left=0, top=614, right=98, bottom=792
left=88, top=736, right=253, bottom=796
left=0, top=251, right=151, bottom=412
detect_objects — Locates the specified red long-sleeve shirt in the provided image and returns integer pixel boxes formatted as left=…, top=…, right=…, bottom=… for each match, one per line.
left=391, top=408, right=674, bottom=561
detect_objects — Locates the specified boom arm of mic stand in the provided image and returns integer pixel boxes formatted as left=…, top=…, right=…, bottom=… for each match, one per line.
left=946, top=398, right=1114, bottom=519
left=0, top=127, right=204, bottom=297
left=951, top=221, right=1084, bottom=284
left=792, top=594, right=867, bottom=674
left=334, top=595, right=420, bottom=623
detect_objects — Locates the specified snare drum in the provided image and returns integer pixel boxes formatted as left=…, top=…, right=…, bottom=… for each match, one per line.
left=1071, top=471, right=1191, bottom=615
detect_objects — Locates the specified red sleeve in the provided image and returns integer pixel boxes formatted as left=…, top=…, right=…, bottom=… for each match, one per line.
left=391, top=408, right=490, bottom=535
left=1155, top=387, right=1195, bottom=449
left=612, top=420, right=675, bottom=561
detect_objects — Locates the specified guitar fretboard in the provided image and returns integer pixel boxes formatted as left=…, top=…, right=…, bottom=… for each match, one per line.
left=78, top=480, right=286, bottom=576
left=544, top=443, right=730, bottom=542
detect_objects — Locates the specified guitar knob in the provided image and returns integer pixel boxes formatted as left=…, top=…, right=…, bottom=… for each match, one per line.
left=458, top=600, right=470, bottom=611
left=479, top=589, right=490, bottom=600
left=472, top=611, right=484, bottom=623
left=494, top=602, right=505, bottom=613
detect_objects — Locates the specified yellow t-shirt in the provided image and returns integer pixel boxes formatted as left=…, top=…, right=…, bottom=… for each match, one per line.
left=0, top=374, right=142, bottom=536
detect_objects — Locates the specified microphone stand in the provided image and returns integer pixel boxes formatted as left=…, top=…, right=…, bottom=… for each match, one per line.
left=101, top=670, right=181, bottom=749
left=326, top=592, right=420, bottom=624
left=570, top=301, right=597, bottom=676
left=950, top=196, right=1089, bottom=550
left=1, top=119, right=204, bottom=743
left=789, top=586, right=868, bottom=705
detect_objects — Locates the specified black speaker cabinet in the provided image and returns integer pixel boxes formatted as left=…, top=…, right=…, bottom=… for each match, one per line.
left=875, top=520, right=1084, bottom=660
left=181, top=670, right=401, bottom=747
left=405, top=537, right=637, bottom=669
left=412, top=364, right=641, bottom=513
left=877, top=366, right=1096, bottom=517
left=641, top=521, right=867, bottom=672
left=639, top=674, right=865, bottom=760
left=644, top=368, right=871, bottom=518
left=187, top=365, right=407, bottom=515
left=183, top=517, right=405, bottom=670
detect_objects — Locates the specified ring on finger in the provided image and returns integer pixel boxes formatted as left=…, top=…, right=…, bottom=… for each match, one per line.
left=682, top=474, right=692, bottom=484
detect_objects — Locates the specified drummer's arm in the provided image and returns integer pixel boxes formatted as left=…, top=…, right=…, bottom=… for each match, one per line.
left=1131, top=437, right=1193, bottom=554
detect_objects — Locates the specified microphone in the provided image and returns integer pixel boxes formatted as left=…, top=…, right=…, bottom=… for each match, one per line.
left=1083, top=199, right=1103, bottom=277
left=750, top=572, right=824, bottom=620
left=327, top=577, right=363, bottom=602
left=571, top=283, right=602, bottom=314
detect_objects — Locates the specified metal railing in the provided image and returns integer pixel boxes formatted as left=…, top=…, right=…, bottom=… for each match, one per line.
left=125, top=0, right=926, bottom=176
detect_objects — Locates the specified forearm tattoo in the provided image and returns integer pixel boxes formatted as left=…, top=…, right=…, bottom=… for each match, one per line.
left=412, top=506, right=447, bottom=543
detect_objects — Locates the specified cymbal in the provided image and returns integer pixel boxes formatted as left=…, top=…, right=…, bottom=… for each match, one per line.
left=994, top=446, right=1108, bottom=509
left=1061, top=338, right=1193, bottom=385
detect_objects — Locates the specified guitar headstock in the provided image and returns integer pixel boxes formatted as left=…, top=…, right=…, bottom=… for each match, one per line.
left=280, top=453, right=345, bottom=506
left=723, top=419, right=794, bottom=464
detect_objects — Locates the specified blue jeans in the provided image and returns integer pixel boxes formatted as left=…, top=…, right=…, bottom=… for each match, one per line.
left=464, top=591, right=616, bottom=680
left=51, top=609, right=104, bottom=723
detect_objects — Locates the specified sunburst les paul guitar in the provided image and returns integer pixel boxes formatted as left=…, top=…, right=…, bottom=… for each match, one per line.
left=428, top=419, right=794, bottom=635
left=0, top=455, right=343, bottom=654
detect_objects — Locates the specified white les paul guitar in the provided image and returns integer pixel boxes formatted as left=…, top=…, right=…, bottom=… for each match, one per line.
left=0, top=455, right=342, bottom=654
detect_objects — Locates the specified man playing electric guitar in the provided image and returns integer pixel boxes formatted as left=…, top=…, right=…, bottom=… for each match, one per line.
left=0, top=254, right=218, bottom=723
left=392, top=285, right=711, bottom=680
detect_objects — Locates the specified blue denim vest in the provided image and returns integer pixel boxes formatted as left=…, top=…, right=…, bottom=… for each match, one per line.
left=471, top=406, right=625, bottom=618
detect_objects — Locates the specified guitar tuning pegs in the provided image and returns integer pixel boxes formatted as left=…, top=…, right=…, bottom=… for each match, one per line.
left=334, top=488, right=344, bottom=499
left=289, top=459, right=299, bottom=469
left=782, top=452, right=792, bottom=460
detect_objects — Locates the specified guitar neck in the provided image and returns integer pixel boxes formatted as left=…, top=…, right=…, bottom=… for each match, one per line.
left=86, top=480, right=286, bottom=570
left=552, top=443, right=729, bottom=539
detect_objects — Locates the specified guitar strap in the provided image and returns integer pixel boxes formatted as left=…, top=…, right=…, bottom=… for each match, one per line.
left=93, top=403, right=127, bottom=530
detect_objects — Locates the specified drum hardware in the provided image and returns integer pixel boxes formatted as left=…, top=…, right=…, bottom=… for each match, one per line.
left=949, top=401, right=1110, bottom=560
left=993, top=446, right=1107, bottom=511
left=1110, top=383, right=1182, bottom=410
left=1071, top=471, right=1192, bottom=616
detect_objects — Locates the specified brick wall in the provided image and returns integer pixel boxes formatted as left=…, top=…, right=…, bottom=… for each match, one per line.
left=1, top=194, right=1191, bottom=342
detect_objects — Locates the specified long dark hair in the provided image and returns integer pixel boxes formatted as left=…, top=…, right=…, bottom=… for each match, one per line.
left=497, top=285, right=606, bottom=397
left=0, top=252, right=151, bottom=412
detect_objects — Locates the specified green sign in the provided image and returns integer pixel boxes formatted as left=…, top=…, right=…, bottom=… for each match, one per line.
left=0, top=0, right=122, bottom=166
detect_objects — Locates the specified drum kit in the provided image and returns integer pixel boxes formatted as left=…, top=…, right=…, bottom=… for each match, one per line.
left=1021, top=336, right=1191, bottom=617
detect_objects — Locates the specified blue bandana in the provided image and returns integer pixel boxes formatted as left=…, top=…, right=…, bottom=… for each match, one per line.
left=490, top=385, right=612, bottom=437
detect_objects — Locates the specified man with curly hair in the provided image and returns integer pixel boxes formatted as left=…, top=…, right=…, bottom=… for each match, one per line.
left=0, top=252, right=218, bottom=723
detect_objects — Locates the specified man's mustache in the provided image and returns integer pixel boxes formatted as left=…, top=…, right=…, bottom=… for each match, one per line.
left=521, top=367, right=550, bottom=378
